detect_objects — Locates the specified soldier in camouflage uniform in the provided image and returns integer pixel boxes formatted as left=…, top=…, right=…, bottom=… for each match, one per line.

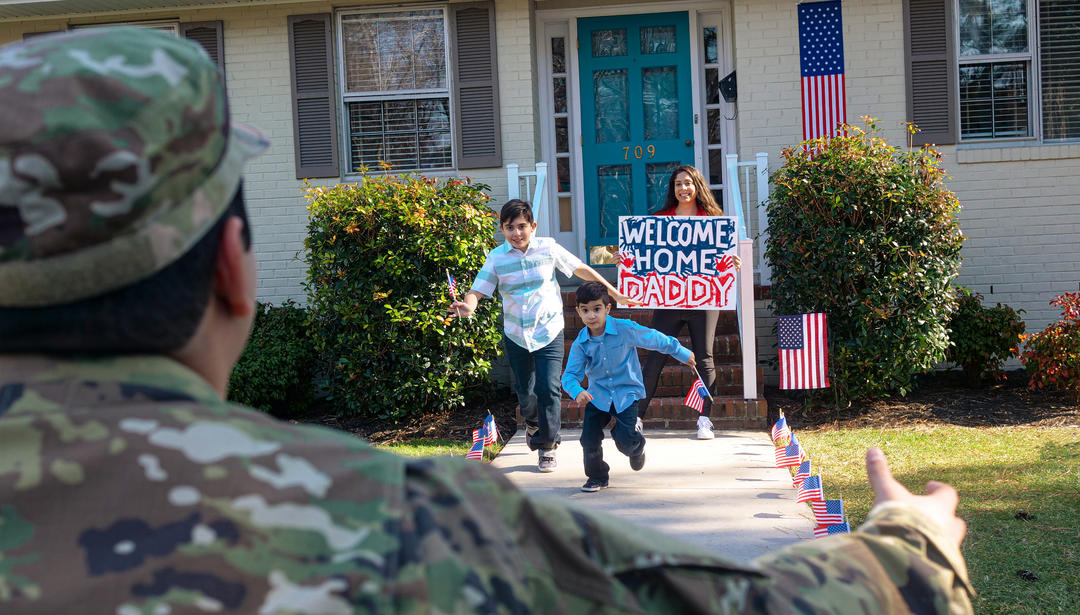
left=0, top=27, right=973, bottom=614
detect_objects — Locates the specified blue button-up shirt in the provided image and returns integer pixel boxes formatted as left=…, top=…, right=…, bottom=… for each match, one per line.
left=562, top=316, right=692, bottom=414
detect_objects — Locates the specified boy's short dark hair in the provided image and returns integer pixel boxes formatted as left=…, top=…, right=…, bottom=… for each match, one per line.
left=575, top=281, right=611, bottom=306
left=499, top=199, right=534, bottom=226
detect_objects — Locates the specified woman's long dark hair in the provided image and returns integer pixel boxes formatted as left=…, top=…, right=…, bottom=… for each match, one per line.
left=656, top=165, right=723, bottom=216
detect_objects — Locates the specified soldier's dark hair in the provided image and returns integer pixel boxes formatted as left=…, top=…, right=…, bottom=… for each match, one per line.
left=575, top=281, right=611, bottom=306
left=499, top=199, right=534, bottom=226
left=0, top=184, right=251, bottom=354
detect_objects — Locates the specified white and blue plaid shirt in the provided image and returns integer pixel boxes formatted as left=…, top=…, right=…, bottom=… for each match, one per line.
left=471, top=237, right=583, bottom=351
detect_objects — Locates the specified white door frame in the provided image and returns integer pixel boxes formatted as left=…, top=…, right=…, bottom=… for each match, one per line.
left=535, top=1, right=736, bottom=261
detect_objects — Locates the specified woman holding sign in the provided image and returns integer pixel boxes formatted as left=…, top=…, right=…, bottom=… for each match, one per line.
left=638, top=165, right=739, bottom=440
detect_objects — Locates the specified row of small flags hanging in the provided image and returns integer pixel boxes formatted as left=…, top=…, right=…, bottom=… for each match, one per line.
left=465, top=412, right=499, bottom=460
left=771, top=410, right=850, bottom=537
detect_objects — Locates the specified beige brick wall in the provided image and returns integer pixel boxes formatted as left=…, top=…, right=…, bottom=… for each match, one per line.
left=0, top=0, right=537, bottom=305
left=733, top=0, right=1080, bottom=348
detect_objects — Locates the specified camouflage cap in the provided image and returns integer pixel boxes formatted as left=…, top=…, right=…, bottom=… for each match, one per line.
left=0, top=26, right=268, bottom=307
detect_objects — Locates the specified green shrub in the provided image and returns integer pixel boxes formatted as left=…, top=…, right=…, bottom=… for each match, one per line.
left=1019, top=292, right=1080, bottom=401
left=229, top=300, right=317, bottom=416
left=303, top=174, right=502, bottom=420
left=945, top=287, right=1025, bottom=384
left=765, top=119, right=964, bottom=403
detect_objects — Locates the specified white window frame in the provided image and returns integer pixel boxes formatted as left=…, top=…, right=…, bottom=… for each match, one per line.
left=335, top=6, right=456, bottom=175
left=71, top=19, right=179, bottom=34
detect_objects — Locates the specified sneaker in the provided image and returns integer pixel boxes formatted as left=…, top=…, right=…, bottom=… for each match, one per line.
left=696, top=415, right=715, bottom=440
left=635, top=417, right=643, bottom=434
left=538, top=451, right=557, bottom=473
left=630, top=452, right=645, bottom=471
left=581, top=478, right=609, bottom=492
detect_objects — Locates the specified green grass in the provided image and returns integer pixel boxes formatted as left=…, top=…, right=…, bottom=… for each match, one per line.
left=796, top=426, right=1080, bottom=615
left=373, top=438, right=502, bottom=461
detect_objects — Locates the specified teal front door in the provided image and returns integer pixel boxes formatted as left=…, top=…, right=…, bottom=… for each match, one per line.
left=578, top=12, right=694, bottom=257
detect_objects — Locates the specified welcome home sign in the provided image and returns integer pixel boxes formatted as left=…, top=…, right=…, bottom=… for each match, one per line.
left=617, top=216, right=738, bottom=309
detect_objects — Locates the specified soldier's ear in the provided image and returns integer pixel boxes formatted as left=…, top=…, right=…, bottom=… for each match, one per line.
left=212, top=215, right=256, bottom=319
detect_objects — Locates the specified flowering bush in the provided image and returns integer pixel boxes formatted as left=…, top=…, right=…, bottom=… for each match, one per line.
left=1019, top=292, right=1080, bottom=401
left=945, top=287, right=1025, bottom=384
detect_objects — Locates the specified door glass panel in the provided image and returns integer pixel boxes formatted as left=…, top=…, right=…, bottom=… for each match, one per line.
left=708, top=150, right=725, bottom=184
left=592, top=29, right=628, bottom=57
left=707, top=108, right=723, bottom=144
left=642, top=66, right=679, bottom=140
left=559, top=196, right=573, bottom=232
left=706, top=67, right=720, bottom=105
left=597, top=165, right=632, bottom=238
left=594, top=69, right=629, bottom=142
left=641, top=26, right=677, bottom=54
left=551, top=37, right=566, bottom=73
left=646, top=162, right=679, bottom=213
left=703, top=26, right=718, bottom=63
left=553, top=76, right=567, bottom=113
left=555, top=117, right=569, bottom=153
left=557, top=157, right=571, bottom=192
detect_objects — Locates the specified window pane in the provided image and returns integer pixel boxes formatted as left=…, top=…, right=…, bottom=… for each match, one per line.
left=558, top=196, right=573, bottom=232
left=553, top=76, right=567, bottom=114
left=1040, top=0, right=1080, bottom=140
left=646, top=162, right=680, bottom=213
left=706, top=67, right=720, bottom=105
left=594, top=69, right=629, bottom=142
left=642, top=66, right=679, bottom=140
left=555, top=117, right=569, bottom=153
left=708, top=149, right=725, bottom=184
left=347, top=98, right=452, bottom=172
left=707, top=108, right=723, bottom=144
left=342, top=10, right=446, bottom=93
left=551, top=37, right=566, bottom=73
left=592, top=29, right=627, bottom=57
left=703, top=26, right=718, bottom=64
left=557, top=156, right=571, bottom=192
left=597, top=165, right=632, bottom=238
left=959, top=61, right=1029, bottom=139
left=641, top=25, right=677, bottom=54
left=958, top=0, right=1027, bottom=56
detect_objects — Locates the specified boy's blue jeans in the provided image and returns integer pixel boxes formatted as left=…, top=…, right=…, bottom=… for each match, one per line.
left=504, top=332, right=563, bottom=451
left=580, top=400, right=645, bottom=482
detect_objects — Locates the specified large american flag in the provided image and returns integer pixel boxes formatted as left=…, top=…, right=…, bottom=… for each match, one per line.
left=799, top=0, right=847, bottom=141
left=778, top=313, right=830, bottom=390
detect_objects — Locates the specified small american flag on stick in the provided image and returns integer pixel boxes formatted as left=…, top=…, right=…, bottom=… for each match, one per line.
left=778, top=313, right=830, bottom=390
left=811, top=499, right=845, bottom=525
left=446, top=269, right=458, bottom=300
left=813, top=522, right=850, bottom=538
left=774, top=444, right=803, bottom=469
left=796, top=475, right=825, bottom=503
left=683, top=377, right=711, bottom=413
left=792, top=459, right=812, bottom=489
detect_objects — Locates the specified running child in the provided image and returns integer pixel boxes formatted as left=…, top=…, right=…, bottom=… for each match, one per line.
left=562, top=282, right=696, bottom=492
left=450, top=200, right=637, bottom=472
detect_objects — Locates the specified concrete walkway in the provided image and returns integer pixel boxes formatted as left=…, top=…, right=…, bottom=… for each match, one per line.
left=491, top=428, right=814, bottom=563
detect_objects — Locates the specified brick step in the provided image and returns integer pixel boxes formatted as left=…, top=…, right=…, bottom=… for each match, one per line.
left=554, top=396, right=768, bottom=429
left=561, top=304, right=740, bottom=335
left=561, top=331, right=743, bottom=362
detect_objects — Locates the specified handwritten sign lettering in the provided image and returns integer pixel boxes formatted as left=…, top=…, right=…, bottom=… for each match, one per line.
left=618, top=216, right=738, bottom=310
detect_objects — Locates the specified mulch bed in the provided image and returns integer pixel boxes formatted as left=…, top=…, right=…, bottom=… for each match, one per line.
left=292, top=370, right=1079, bottom=443
left=769, top=369, right=1080, bottom=431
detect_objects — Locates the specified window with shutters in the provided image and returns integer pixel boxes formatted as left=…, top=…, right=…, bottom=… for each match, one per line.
left=956, top=0, right=1080, bottom=142
left=337, top=8, right=453, bottom=173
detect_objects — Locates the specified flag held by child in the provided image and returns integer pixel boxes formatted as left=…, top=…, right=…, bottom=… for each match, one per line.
left=683, top=377, right=711, bottom=413
left=813, top=522, right=850, bottom=538
left=796, top=475, right=824, bottom=503
left=778, top=313, right=830, bottom=390
left=811, top=499, right=845, bottom=525
left=446, top=269, right=458, bottom=300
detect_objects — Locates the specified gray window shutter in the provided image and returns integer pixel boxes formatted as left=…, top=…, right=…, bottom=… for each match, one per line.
left=904, top=0, right=956, bottom=145
left=181, top=21, right=225, bottom=74
left=288, top=14, right=340, bottom=178
left=450, top=2, right=501, bottom=169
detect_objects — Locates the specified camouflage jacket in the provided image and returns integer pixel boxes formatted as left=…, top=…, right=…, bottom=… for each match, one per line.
left=0, top=355, right=973, bottom=614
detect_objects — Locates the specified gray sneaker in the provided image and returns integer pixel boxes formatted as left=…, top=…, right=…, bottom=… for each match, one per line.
left=581, top=478, right=609, bottom=492
left=538, top=451, right=557, bottom=473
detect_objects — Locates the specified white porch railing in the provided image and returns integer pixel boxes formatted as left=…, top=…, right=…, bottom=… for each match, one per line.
left=506, top=162, right=550, bottom=236
left=726, top=152, right=771, bottom=401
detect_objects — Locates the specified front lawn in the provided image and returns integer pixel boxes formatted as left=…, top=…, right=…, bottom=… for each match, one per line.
left=796, top=426, right=1080, bottom=615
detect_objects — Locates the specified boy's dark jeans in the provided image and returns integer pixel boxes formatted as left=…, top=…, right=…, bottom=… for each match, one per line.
left=580, top=400, right=645, bottom=482
left=504, top=332, right=563, bottom=451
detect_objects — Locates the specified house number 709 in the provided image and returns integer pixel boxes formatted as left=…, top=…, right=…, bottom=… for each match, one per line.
left=623, top=145, right=656, bottom=160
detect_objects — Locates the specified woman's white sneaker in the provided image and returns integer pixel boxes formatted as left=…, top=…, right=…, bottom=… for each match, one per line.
left=696, top=416, right=715, bottom=440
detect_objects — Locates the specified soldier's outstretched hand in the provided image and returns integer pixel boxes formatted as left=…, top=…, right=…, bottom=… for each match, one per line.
left=866, top=448, right=967, bottom=548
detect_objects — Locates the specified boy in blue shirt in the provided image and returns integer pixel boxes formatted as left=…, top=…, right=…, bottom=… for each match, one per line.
left=562, top=282, right=696, bottom=492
